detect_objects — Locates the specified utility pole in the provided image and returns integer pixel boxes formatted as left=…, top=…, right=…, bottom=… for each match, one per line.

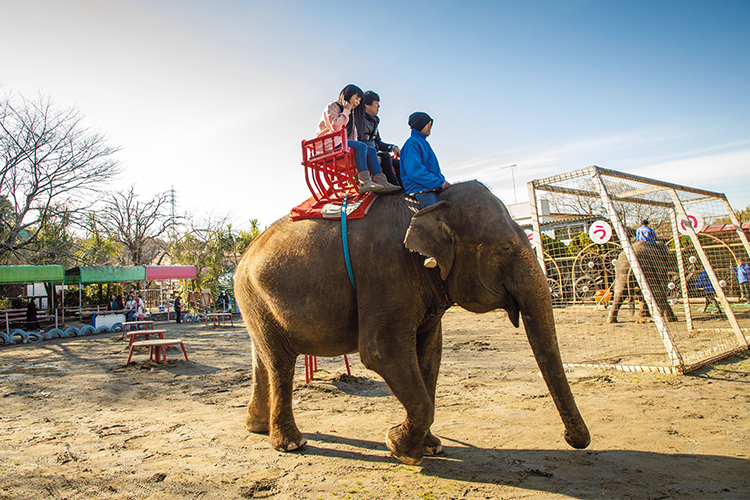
left=170, top=186, right=176, bottom=239
left=502, top=164, right=519, bottom=204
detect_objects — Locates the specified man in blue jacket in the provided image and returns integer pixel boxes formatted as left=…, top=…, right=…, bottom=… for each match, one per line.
left=400, top=112, right=450, bottom=209
left=401, top=112, right=451, bottom=268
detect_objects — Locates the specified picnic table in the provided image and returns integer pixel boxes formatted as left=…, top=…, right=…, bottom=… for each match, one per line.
left=121, top=320, right=155, bottom=338
left=126, top=329, right=188, bottom=365
left=205, top=312, right=234, bottom=327
left=126, top=329, right=165, bottom=348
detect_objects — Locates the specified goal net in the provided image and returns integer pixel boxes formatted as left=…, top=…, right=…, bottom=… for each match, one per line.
left=528, top=166, right=750, bottom=373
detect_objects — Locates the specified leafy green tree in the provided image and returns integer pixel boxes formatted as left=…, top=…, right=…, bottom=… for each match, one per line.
left=541, top=234, right=570, bottom=258
left=170, top=216, right=261, bottom=296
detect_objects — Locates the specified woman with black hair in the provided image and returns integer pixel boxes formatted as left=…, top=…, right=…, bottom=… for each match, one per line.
left=316, top=84, right=401, bottom=194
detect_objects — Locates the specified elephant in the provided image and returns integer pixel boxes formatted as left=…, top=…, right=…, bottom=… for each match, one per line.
left=607, top=240, right=679, bottom=323
left=234, top=181, right=590, bottom=465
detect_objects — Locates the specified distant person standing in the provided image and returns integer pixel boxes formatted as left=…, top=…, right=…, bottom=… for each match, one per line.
left=125, top=294, right=136, bottom=322
left=636, top=219, right=657, bottom=244
left=26, top=299, right=40, bottom=331
left=217, top=291, right=230, bottom=312
left=733, top=258, right=750, bottom=303
left=174, top=294, right=182, bottom=323
left=135, top=295, right=146, bottom=319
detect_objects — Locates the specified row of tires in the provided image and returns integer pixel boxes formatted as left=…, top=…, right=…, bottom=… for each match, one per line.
left=0, top=323, right=124, bottom=346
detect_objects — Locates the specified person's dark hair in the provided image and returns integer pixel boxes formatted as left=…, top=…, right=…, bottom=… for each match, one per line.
left=642, top=219, right=649, bottom=226
left=363, top=91, right=380, bottom=106
left=337, top=84, right=365, bottom=140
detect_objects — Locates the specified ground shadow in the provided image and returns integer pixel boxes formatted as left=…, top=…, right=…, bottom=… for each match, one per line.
left=297, top=433, right=749, bottom=498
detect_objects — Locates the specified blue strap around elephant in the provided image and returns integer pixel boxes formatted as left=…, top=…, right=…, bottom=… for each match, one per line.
left=341, top=196, right=357, bottom=293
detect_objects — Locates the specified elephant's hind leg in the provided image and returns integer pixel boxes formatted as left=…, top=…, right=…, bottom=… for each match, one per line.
left=246, top=340, right=306, bottom=452
left=246, top=342, right=270, bottom=433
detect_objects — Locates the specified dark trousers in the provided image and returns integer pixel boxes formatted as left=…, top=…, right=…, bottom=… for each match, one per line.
left=378, top=153, right=402, bottom=186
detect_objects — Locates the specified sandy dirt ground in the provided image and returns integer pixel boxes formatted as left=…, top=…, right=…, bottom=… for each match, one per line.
left=0, top=307, right=748, bottom=499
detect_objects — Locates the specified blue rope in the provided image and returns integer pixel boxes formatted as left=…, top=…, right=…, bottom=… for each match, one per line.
left=341, top=196, right=357, bottom=293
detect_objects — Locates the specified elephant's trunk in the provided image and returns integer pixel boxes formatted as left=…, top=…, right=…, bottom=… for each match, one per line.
left=511, top=249, right=591, bottom=449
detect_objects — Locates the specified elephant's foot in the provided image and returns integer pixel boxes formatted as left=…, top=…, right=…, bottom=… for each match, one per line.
left=606, top=316, right=618, bottom=324
left=245, top=406, right=269, bottom=434
left=386, top=425, right=425, bottom=465
left=270, top=428, right=307, bottom=452
left=423, top=432, right=443, bottom=456
left=564, top=427, right=591, bottom=449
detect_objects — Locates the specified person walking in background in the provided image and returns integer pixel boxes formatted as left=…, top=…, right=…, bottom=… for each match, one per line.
left=733, top=258, right=750, bottom=303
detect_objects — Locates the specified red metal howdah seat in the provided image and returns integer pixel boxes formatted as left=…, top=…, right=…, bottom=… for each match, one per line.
left=301, top=128, right=367, bottom=203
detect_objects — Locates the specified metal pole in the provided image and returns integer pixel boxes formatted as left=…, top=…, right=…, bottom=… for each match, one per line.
left=503, top=164, right=518, bottom=204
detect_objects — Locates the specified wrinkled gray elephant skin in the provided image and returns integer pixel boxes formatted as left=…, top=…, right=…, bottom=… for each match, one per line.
left=607, top=240, right=679, bottom=323
left=234, top=181, right=590, bottom=465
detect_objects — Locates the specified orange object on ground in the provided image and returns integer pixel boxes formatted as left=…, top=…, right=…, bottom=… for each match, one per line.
left=594, top=290, right=612, bottom=304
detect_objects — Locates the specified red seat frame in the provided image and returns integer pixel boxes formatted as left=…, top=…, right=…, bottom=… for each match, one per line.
left=301, top=129, right=365, bottom=203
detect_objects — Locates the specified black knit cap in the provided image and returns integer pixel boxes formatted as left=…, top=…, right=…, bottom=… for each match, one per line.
left=408, top=112, right=433, bottom=131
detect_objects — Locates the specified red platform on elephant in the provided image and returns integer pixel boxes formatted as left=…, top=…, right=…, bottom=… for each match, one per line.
left=290, top=192, right=377, bottom=221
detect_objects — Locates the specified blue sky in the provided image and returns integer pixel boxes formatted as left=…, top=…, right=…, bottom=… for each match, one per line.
left=2, top=0, right=749, bottom=230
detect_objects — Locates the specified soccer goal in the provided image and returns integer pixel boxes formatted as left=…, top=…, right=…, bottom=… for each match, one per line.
left=528, top=166, right=750, bottom=373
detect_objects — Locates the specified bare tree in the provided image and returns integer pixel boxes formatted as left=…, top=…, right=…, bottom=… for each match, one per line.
left=99, top=187, right=172, bottom=265
left=0, top=93, right=120, bottom=264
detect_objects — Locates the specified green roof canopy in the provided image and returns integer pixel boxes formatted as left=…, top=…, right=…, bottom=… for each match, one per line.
left=0, top=265, right=66, bottom=284
left=64, top=266, right=146, bottom=284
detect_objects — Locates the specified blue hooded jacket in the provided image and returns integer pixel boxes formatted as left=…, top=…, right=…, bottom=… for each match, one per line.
left=400, top=129, right=445, bottom=195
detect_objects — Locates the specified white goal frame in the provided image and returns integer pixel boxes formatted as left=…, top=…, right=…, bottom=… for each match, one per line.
left=528, top=166, right=750, bottom=373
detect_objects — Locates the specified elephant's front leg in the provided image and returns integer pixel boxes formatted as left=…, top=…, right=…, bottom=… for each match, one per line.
left=417, top=319, right=443, bottom=456
left=360, top=329, right=436, bottom=465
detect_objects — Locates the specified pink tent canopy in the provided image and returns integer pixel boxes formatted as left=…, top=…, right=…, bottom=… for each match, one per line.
left=145, top=266, right=196, bottom=280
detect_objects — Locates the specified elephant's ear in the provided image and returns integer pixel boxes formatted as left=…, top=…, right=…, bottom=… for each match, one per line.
left=404, top=201, right=454, bottom=280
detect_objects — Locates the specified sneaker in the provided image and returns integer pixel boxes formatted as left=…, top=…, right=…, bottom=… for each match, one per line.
left=424, top=257, right=437, bottom=268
